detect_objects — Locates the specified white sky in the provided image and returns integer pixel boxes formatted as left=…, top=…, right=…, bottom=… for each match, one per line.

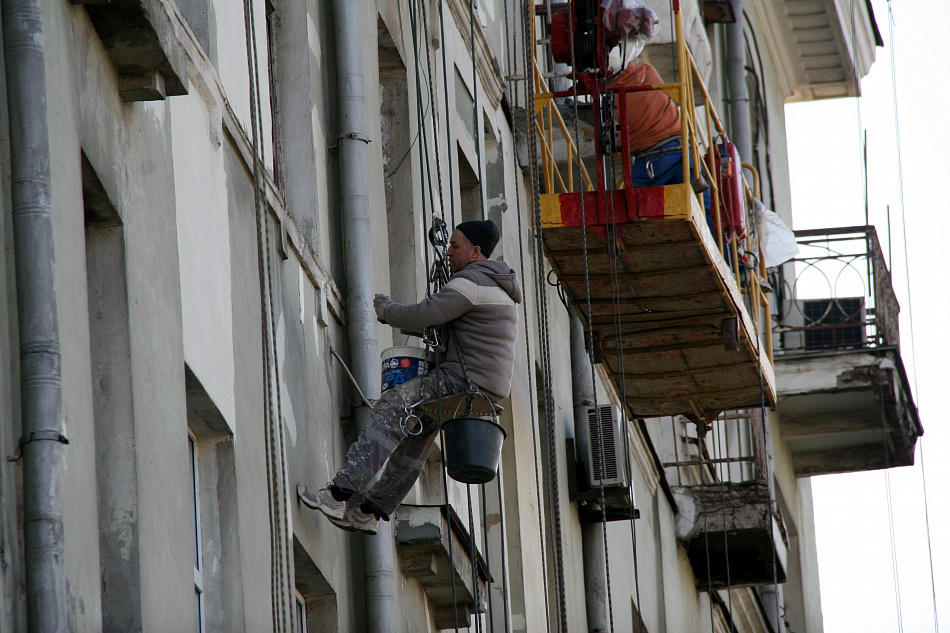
left=784, top=1, right=950, bottom=631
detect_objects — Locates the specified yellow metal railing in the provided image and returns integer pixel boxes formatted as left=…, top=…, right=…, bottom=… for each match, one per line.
left=532, top=63, right=594, bottom=193
left=531, top=3, right=773, bottom=366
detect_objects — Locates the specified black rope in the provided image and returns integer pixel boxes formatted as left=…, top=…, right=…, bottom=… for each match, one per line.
left=437, top=0, right=460, bottom=227
left=566, top=65, right=616, bottom=632
left=407, top=0, right=438, bottom=298
left=496, top=474, right=513, bottom=633
left=715, top=413, right=735, bottom=618
left=405, top=2, right=462, bottom=629
left=481, top=484, right=496, bottom=632
left=469, top=0, right=487, bottom=221
left=467, top=484, right=485, bottom=633
left=243, top=0, right=291, bottom=628
left=527, top=52, right=571, bottom=633
left=518, top=4, right=554, bottom=627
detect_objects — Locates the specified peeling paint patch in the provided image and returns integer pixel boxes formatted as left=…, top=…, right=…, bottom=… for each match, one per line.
left=836, top=366, right=875, bottom=388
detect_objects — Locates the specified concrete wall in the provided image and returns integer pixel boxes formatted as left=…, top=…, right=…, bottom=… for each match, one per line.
left=0, top=0, right=840, bottom=631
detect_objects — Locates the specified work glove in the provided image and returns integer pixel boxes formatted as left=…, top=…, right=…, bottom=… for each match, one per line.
left=374, top=293, right=393, bottom=323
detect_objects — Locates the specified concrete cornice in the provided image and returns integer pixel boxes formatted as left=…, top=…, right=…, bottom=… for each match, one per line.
left=748, top=0, right=797, bottom=99
left=749, top=0, right=879, bottom=103
left=154, top=0, right=345, bottom=325
left=445, top=0, right=505, bottom=110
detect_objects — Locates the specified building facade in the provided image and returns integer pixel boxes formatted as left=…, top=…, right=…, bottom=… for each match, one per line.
left=0, top=0, right=917, bottom=632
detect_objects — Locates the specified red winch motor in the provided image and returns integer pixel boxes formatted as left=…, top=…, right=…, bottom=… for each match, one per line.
left=714, top=141, right=747, bottom=240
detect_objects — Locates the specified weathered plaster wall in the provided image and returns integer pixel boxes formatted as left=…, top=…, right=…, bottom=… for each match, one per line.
left=0, top=0, right=839, bottom=631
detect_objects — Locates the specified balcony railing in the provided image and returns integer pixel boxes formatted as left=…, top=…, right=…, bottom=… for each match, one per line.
left=773, top=226, right=899, bottom=355
left=770, top=225, right=922, bottom=476
left=663, top=411, right=787, bottom=590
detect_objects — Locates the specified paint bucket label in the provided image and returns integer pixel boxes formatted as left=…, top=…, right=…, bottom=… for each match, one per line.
left=380, top=347, right=431, bottom=392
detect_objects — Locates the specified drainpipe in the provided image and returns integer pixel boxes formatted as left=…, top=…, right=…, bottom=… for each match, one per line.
left=725, top=0, right=752, bottom=167
left=1, top=0, right=69, bottom=631
left=570, top=315, right=609, bottom=633
left=332, top=2, right=397, bottom=632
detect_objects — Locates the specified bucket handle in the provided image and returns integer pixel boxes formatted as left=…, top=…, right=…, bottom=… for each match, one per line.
left=400, top=388, right=500, bottom=437
left=452, top=388, right=500, bottom=422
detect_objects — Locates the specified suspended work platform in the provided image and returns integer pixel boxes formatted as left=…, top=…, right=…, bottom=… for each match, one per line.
left=540, top=183, right=776, bottom=420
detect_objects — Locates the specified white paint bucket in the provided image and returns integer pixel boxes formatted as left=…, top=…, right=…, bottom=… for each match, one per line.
left=380, top=346, right=431, bottom=393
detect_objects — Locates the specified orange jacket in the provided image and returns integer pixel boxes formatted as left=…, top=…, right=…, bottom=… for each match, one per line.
left=609, top=63, right=681, bottom=152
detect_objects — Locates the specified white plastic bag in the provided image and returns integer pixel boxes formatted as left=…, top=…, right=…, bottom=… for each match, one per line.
left=753, top=199, right=799, bottom=268
left=601, top=0, right=660, bottom=40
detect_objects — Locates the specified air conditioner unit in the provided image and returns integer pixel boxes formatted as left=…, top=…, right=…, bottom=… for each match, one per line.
left=799, top=297, right=866, bottom=350
left=584, top=404, right=629, bottom=488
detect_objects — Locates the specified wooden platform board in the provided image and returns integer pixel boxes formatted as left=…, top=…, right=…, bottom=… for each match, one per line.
left=540, top=184, right=776, bottom=419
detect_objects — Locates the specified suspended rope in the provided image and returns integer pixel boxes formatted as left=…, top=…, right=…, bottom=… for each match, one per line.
left=848, top=0, right=869, bottom=228
left=564, top=0, right=619, bottom=629
left=699, top=423, right=716, bottom=633
left=480, top=485, right=495, bottom=632
left=715, top=414, right=735, bottom=620
left=243, top=0, right=292, bottom=629
left=591, top=9, right=648, bottom=631
left=881, top=6, right=938, bottom=628
left=407, top=0, right=440, bottom=299
left=403, top=3, right=468, bottom=631
left=519, top=3, right=555, bottom=629
left=495, top=474, right=513, bottom=633
left=438, top=0, right=459, bottom=228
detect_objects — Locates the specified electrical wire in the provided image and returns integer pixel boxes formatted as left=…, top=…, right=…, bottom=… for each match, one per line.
left=742, top=11, right=776, bottom=212
left=883, top=1, right=938, bottom=630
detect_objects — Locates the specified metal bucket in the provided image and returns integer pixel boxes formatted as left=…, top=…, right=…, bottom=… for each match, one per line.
left=380, top=346, right=430, bottom=393
left=441, top=416, right=507, bottom=484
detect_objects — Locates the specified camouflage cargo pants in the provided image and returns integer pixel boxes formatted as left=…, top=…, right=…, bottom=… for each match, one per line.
left=333, top=369, right=468, bottom=517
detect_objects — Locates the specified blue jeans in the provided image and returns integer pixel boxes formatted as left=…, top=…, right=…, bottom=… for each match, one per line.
left=630, top=139, right=713, bottom=227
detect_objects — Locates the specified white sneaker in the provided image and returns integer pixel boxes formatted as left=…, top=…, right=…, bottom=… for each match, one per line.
left=296, top=484, right=346, bottom=521
left=328, top=506, right=379, bottom=536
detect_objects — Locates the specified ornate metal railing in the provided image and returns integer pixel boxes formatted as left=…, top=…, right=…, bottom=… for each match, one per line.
left=772, top=226, right=899, bottom=354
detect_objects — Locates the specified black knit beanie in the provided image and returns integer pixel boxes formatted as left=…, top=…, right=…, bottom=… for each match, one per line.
left=455, top=219, right=501, bottom=258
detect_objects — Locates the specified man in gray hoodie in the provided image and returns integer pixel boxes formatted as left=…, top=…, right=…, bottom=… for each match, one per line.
left=297, top=220, right=522, bottom=535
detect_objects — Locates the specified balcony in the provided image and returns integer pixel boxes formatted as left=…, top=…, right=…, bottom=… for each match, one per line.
left=76, top=0, right=189, bottom=101
left=662, top=410, right=787, bottom=590
left=772, top=226, right=922, bottom=476
left=394, top=505, right=489, bottom=629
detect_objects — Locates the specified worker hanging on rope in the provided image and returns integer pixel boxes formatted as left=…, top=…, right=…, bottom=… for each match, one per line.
left=603, top=1, right=713, bottom=223
left=297, top=220, right=522, bottom=535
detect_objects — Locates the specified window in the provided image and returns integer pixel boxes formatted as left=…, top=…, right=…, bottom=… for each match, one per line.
left=84, top=151, right=143, bottom=632
left=293, top=536, right=338, bottom=632
left=189, top=433, right=205, bottom=633
left=185, top=365, right=244, bottom=632
left=294, top=590, right=308, bottom=633
left=458, top=145, right=482, bottom=223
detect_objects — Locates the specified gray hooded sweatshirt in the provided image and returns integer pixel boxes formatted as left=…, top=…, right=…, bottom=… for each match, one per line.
left=379, top=260, right=523, bottom=399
